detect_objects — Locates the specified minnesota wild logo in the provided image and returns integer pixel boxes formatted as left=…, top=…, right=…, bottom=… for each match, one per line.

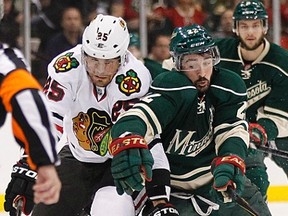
left=116, top=70, right=141, bottom=96
left=53, top=52, right=79, bottom=73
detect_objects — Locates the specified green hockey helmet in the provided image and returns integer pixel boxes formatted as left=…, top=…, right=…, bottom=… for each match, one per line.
left=170, top=24, right=220, bottom=70
left=233, top=0, right=268, bottom=33
left=129, top=33, right=140, bottom=48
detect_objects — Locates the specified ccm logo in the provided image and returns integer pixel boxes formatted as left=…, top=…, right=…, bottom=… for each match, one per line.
left=12, top=166, right=38, bottom=179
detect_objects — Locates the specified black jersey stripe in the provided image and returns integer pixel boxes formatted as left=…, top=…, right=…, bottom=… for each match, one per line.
left=4, top=47, right=27, bottom=69
left=0, top=73, right=4, bottom=84
left=52, top=112, right=64, bottom=121
left=0, top=43, right=5, bottom=83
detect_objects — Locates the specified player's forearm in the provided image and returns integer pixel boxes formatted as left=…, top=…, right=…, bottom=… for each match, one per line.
left=111, top=115, right=147, bottom=138
left=257, top=118, right=278, bottom=140
left=218, top=137, right=248, bottom=159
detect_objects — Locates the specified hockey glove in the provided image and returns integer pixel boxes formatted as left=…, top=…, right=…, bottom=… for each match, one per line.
left=4, top=159, right=37, bottom=216
left=210, top=155, right=245, bottom=203
left=249, top=123, right=268, bottom=146
left=109, top=135, right=154, bottom=195
left=140, top=201, right=180, bottom=216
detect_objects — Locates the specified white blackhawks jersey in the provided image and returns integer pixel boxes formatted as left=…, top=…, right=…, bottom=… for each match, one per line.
left=43, top=44, right=152, bottom=163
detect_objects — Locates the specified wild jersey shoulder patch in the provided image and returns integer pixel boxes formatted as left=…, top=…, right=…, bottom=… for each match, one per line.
left=53, top=52, right=79, bottom=73
left=115, top=70, right=141, bottom=96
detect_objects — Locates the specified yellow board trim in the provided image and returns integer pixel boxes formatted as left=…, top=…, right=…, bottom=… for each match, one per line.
left=0, top=194, right=4, bottom=211
left=0, top=186, right=287, bottom=212
left=267, top=185, right=288, bottom=202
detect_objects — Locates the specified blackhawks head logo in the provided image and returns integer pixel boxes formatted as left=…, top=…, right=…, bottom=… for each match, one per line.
left=72, top=109, right=112, bottom=156
left=53, top=52, right=79, bottom=73
left=116, top=70, right=141, bottom=96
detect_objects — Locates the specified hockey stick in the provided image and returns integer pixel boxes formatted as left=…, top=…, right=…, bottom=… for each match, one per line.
left=250, top=143, right=288, bottom=159
left=227, top=186, right=259, bottom=216
left=257, top=145, right=288, bottom=159
left=13, top=196, right=23, bottom=216
left=16, top=199, right=23, bottom=216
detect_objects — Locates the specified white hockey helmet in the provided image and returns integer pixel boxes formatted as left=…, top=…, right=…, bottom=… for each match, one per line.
left=82, top=14, right=130, bottom=65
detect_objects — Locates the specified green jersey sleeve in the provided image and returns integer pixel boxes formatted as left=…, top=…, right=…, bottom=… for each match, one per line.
left=111, top=71, right=198, bottom=142
left=210, top=68, right=249, bottom=158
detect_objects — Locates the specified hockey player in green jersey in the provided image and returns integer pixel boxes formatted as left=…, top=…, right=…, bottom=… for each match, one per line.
left=215, top=0, right=288, bottom=199
left=109, top=24, right=271, bottom=215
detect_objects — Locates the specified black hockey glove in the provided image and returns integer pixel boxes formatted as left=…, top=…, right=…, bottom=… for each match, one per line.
left=140, top=201, right=180, bottom=216
left=4, top=159, right=37, bottom=216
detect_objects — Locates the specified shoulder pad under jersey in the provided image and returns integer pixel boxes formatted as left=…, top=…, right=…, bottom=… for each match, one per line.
left=113, top=51, right=152, bottom=98
left=47, top=44, right=83, bottom=83
left=212, top=67, right=247, bottom=95
left=152, top=70, right=193, bottom=89
left=215, top=37, right=239, bottom=58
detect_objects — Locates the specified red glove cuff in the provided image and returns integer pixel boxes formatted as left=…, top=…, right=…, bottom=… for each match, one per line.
left=109, top=135, right=148, bottom=156
left=211, top=155, right=246, bottom=175
left=249, top=123, right=268, bottom=145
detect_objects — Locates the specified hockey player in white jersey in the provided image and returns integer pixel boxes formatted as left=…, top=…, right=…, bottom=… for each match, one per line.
left=27, top=14, right=152, bottom=216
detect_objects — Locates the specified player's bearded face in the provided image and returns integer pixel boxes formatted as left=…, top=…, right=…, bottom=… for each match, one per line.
left=180, top=53, right=213, bottom=93
left=237, top=20, right=266, bottom=51
left=84, top=55, right=120, bottom=87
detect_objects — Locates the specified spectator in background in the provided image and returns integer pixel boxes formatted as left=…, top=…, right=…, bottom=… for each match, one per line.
left=31, top=0, right=63, bottom=53
left=263, top=0, right=288, bottom=49
left=128, top=32, right=171, bottom=79
left=0, top=0, right=23, bottom=48
left=212, top=9, right=234, bottom=38
left=281, top=24, right=288, bottom=49
left=123, top=0, right=140, bottom=32
left=39, top=6, right=83, bottom=85
left=203, top=0, right=239, bottom=33
left=109, top=0, right=125, bottom=17
left=144, top=32, right=171, bottom=78
left=44, top=7, right=83, bottom=61
left=153, top=0, right=207, bottom=29
left=31, top=0, right=62, bottom=83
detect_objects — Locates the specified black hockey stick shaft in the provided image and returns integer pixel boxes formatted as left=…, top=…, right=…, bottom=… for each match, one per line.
left=256, top=145, right=288, bottom=159
left=227, top=186, right=259, bottom=216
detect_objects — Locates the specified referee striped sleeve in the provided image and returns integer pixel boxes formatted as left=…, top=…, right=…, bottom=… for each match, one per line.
left=11, top=89, right=58, bottom=169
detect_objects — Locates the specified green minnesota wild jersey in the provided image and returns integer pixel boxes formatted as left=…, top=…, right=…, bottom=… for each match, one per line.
left=216, top=37, right=288, bottom=139
left=112, top=68, right=249, bottom=191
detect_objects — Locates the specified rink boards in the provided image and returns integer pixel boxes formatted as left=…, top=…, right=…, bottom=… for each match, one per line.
left=0, top=115, right=287, bottom=213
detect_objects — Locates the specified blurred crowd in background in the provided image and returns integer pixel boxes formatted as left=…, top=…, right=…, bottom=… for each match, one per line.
left=1, top=0, right=288, bottom=85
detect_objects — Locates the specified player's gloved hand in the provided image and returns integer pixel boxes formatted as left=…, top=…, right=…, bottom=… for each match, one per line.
left=140, top=201, right=180, bottom=216
left=210, top=155, right=245, bottom=203
left=249, top=123, right=268, bottom=146
left=109, top=135, right=154, bottom=195
left=4, top=159, right=37, bottom=216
